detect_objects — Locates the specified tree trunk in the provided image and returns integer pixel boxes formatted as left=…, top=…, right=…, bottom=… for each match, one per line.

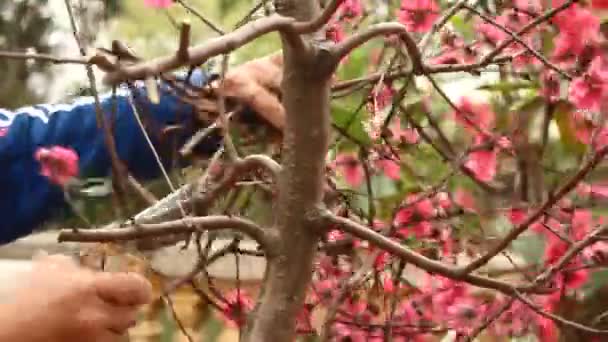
left=242, top=0, right=332, bottom=341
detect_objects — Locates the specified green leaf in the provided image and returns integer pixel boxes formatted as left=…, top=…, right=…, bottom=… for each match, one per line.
left=332, top=105, right=371, bottom=146
left=371, top=175, right=399, bottom=199
left=553, top=100, right=587, bottom=155
left=450, top=13, right=474, bottom=41
left=542, top=27, right=555, bottom=56
left=477, top=80, right=538, bottom=93
left=512, top=233, right=545, bottom=265
left=336, top=45, right=374, bottom=81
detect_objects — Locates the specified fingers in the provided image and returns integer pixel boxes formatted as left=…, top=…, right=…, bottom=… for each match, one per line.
left=94, top=272, right=153, bottom=307
left=103, top=303, right=140, bottom=335
left=95, top=329, right=130, bottom=342
left=242, top=84, right=286, bottom=131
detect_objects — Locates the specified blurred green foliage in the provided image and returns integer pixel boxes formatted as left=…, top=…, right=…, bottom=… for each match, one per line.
left=0, top=0, right=53, bottom=108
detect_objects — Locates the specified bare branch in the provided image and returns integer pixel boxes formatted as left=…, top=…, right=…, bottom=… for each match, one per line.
left=418, top=0, right=468, bottom=55
left=321, top=210, right=551, bottom=296
left=291, top=0, right=342, bottom=33
left=332, top=23, right=423, bottom=73
left=175, top=0, right=225, bottom=35
left=64, top=0, right=130, bottom=212
left=513, top=289, right=608, bottom=335
left=179, top=111, right=237, bottom=157
left=479, top=0, right=576, bottom=65
left=425, top=55, right=513, bottom=74
left=127, top=175, right=158, bottom=206
left=103, top=15, right=296, bottom=84
left=462, top=146, right=608, bottom=274
left=177, top=20, right=192, bottom=62
left=58, top=215, right=272, bottom=247
left=464, top=4, right=572, bottom=80
left=0, top=50, right=90, bottom=65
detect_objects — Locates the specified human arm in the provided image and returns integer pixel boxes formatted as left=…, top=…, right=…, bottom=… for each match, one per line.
left=0, top=254, right=152, bottom=342
left=0, top=70, right=217, bottom=244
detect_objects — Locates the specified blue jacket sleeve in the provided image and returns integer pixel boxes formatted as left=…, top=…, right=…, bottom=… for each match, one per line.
left=0, top=70, right=218, bottom=244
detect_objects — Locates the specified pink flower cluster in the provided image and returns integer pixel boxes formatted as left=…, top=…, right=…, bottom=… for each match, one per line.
left=35, top=146, right=79, bottom=186
left=143, top=0, right=173, bottom=8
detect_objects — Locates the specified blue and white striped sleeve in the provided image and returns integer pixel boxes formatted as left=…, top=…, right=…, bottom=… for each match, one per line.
left=0, top=69, right=217, bottom=244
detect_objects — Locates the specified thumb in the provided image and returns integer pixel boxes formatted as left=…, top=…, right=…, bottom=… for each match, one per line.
left=94, top=272, right=153, bottom=307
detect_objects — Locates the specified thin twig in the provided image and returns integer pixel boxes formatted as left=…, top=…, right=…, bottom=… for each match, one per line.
left=0, top=50, right=89, bottom=64
left=63, top=0, right=130, bottom=213
left=175, top=0, right=225, bottom=35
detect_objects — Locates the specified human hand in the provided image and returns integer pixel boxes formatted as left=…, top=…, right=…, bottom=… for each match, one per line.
left=197, top=52, right=286, bottom=132
left=0, top=254, right=152, bottom=342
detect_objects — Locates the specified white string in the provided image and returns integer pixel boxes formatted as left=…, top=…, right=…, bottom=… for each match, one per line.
left=125, top=93, right=188, bottom=218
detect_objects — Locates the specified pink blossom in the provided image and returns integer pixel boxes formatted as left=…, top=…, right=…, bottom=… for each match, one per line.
left=395, top=195, right=436, bottom=226
left=454, top=188, right=477, bottom=213
left=390, top=117, right=420, bottom=144
left=577, top=182, right=608, bottom=199
left=569, top=57, right=608, bottom=112
left=394, top=207, right=414, bottom=226
left=327, top=229, right=346, bottom=242
left=545, top=234, right=568, bottom=265
left=377, top=159, right=401, bottom=179
left=540, top=70, right=561, bottom=102
left=326, top=22, right=346, bottom=43
left=397, top=220, right=433, bottom=239
left=143, top=0, right=173, bottom=8
left=452, top=97, right=495, bottom=132
left=381, top=273, right=395, bottom=293
left=409, top=195, right=435, bottom=219
left=476, top=15, right=510, bottom=46
left=465, top=136, right=498, bottom=182
left=373, top=250, right=390, bottom=269
left=496, top=136, right=513, bottom=150
left=440, top=227, right=454, bottom=257
left=333, top=299, right=372, bottom=341
left=583, top=241, right=608, bottom=263
left=509, top=37, right=543, bottom=71
left=398, top=0, right=440, bottom=33
left=35, top=146, right=79, bottom=186
left=220, top=290, right=254, bottom=328
left=537, top=314, right=558, bottom=342
left=445, top=297, right=486, bottom=335
left=508, top=208, right=527, bottom=225
left=552, top=5, right=600, bottom=60
left=340, top=0, right=363, bottom=18
left=369, top=81, right=395, bottom=114
left=430, top=44, right=477, bottom=65
left=312, top=278, right=339, bottom=303
left=435, top=192, right=452, bottom=209
left=374, top=153, right=401, bottom=180
left=334, top=153, right=364, bottom=187
left=592, top=0, right=608, bottom=8
left=561, top=267, right=589, bottom=289
left=514, top=0, right=542, bottom=12
left=572, top=209, right=592, bottom=240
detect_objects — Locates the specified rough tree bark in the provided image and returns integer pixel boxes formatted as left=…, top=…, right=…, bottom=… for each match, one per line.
left=243, top=0, right=332, bottom=341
